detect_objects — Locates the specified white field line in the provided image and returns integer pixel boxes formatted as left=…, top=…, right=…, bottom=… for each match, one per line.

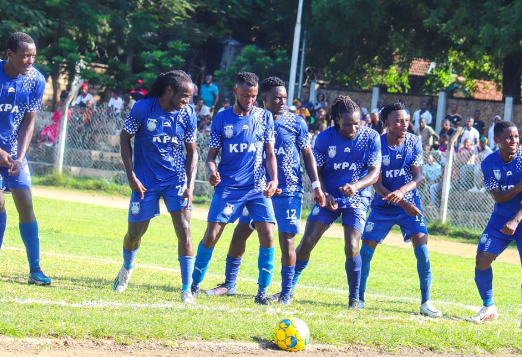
left=0, top=246, right=481, bottom=312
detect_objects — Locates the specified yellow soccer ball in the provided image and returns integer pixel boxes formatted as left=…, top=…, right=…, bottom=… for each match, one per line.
left=273, top=316, right=310, bottom=352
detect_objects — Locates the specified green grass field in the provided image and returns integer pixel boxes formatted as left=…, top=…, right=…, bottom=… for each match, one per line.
left=0, top=195, right=521, bottom=354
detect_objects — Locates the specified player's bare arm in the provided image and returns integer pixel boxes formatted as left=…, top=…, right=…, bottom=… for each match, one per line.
left=206, top=147, right=221, bottom=186
left=10, top=111, right=36, bottom=176
left=302, top=146, right=325, bottom=207
left=317, top=165, right=337, bottom=211
left=383, top=165, right=424, bottom=204
left=488, top=183, right=522, bottom=204
left=0, top=148, right=14, bottom=169
left=500, top=202, right=522, bottom=235
left=183, top=142, right=198, bottom=209
left=339, top=165, right=379, bottom=197
left=120, top=129, right=147, bottom=199
left=263, top=142, right=278, bottom=197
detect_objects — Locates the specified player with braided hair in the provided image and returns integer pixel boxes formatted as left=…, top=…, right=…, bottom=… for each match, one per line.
left=359, top=101, right=442, bottom=317
left=113, top=70, right=199, bottom=304
left=291, top=95, right=381, bottom=309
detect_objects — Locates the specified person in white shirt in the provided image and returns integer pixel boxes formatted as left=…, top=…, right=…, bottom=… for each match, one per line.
left=468, top=137, right=494, bottom=192
left=460, top=117, right=480, bottom=149
left=487, top=115, right=501, bottom=150
left=107, top=89, right=123, bottom=115
left=412, top=100, right=432, bottom=133
left=75, top=83, right=94, bottom=107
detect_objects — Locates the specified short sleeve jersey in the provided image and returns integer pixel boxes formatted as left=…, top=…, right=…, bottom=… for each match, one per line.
left=313, top=125, right=381, bottom=208
left=200, top=83, right=219, bottom=108
left=372, top=132, right=423, bottom=211
left=482, top=149, right=522, bottom=218
left=210, top=106, right=274, bottom=198
left=123, top=98, right=197, bottom=188
left=0, top=60, right=45, bottom=156
left=273, top=111, right=310, bottom=196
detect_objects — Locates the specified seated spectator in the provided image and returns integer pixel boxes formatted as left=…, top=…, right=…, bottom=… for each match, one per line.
left=424, top=154, right=442, bottom=205
left=311, top=109, right=327, bottom=131
left=459, top=117, right=480, bottom=149
left=77, top=100, right=95, bottom=132
left=195, top=99, right=211, bottom=128
left=301, top=92, right=314, bottom=113
left=313, top=92, right=329, bottom=114
left=75, top=83, right=93, bottom=107
left=417, top=117, right=438, bottom=150
left=217, top=97, right=231, bottom=113
left=121, top=94, right=135, bottom=115
left=436, top=133, right=455, bottom=166
left=369, top=109, right=385, bottom=134
left=455, top=138, right=476, bottom=190
left=468, top=137, right=493, bottom=192
left=130, top=79, right=147, bottom=101
left=438, top=119, right=455, bottom=139
left=39, top=91, right=70, bottom=146
left=107, top=88, right=123, bottom=116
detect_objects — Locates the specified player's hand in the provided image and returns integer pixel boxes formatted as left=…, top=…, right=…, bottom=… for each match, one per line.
left=264, top=180, right=278, bottom=198
left=181, top=188, right=194, bottom=211
left=272, top=188, right=283, bottom=197
left=325, top=194, right=338, bottom=211
left=0, top=149, right=14, bottom=170
left=313, top=187, right=326, bottom=207
left=401, top=202, right=423, bottom=217
left=383, top=189, right=405, bottom=204
left=339, top=183, right=357, bottom=197
left=500, top=219, right=518, bottom=235
left=8, top=159, right=22, bottom=176
left=129, top=175, right=147, bottom=200
left=209, top=171, right=221, bottom=186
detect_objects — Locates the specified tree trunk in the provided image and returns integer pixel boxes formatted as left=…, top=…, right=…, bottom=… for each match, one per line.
left=502, top=52, right=522, bottom=102
left=51, top=71, right=60, bottom=109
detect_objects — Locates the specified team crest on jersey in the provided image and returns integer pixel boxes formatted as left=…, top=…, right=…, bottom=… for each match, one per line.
left=242, top=207, right=249, bottom=216
left=147, top=118, right=157, bottom=131
left=493, top=170, right=501, bottom=180
left=223, top=203, right=235, bottom=217
left=382, top=155, right=390, bottom=166
left=8, top=87, right=15, bottom=93
left=328, top=146, right=336, bottom=158
left=311, top=206, right=320, bottom=216
left=224, top=125, right=234, bottom=138
left=365, top=221, right=374, bottom=232
left=131, top=202, right=140, bottom=215
left=480, top=234, right=488, bottom=244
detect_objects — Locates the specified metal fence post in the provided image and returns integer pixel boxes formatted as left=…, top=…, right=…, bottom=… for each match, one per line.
left=439, top=127, right=462, bottom=223
left=55, top=92, right=75, bottom=174
left=504, top=96, right=513, bottom=122
left=435, top=91, right=446, bottom=133
left=371, top=86, right=379, bottom=112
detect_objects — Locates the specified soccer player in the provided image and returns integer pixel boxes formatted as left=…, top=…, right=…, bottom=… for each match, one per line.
left=291, top=95, right=381, bottom=309
left=359, top=102, right=442, bottom=317
left=113, top=70, right=198, bottom=304
left=0, top=32, right=50, bottom=285
left=190, top=72, right=278, bottom=305
left=203, top=76, right=326, bottom=305
left=467, top=121, right=522, bottom=325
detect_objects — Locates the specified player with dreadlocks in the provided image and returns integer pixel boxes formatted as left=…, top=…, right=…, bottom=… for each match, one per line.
left=190, top=72, right=279, bottom=305
left=113, top=70, right=199, bottom=304
left=359, top=102, right=442, bottom=317
left=202, top=76, right=326, bottom=305
left=291, top=95, right=381, bottom=309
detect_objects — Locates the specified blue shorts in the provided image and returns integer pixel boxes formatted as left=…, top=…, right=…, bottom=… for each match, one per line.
left=208, top=192, right=275, bottom=224
left=239, top=194, right=302, bottom=233
left=0, top=158, right=32, bottom=190
left=478, top=215, right=522, bottom=258
left=128, top=184, right=190, bottom=222
left=361, top=206, right=428, bottom=243
left=307, top=197, right=369, bottom=233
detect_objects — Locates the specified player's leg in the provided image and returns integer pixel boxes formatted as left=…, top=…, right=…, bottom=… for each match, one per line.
left=0, top=183, right=6, bottom=251
left=516, top=239, right=522, bottom=328
left=343, top=225, right=363, bottom=309
left=359, top=240, right=378, bottom=306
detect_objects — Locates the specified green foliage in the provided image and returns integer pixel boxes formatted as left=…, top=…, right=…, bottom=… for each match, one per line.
left=32, top=173, right=131, bottom=197
left=428, top=220, right=482, bottom=241
left=215, top=45, right=290, bottom=98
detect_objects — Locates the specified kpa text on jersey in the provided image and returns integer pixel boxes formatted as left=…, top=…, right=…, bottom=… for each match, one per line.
left=0, top=104, right=19, bottom=113
left=229, top=143, right=256, bottom=153
left=385, top=168, right=407, bottom=178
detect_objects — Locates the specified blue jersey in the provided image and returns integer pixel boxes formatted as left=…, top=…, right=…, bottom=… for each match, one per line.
left=0, top=60, right=45, bottom=156
left=313, top=125, right=381, bottom=208
left=482, top=148, right=522, bottom=218
left=209, top=106, right=274, bottom=198
left=372, top=132, right=423, bottom=211
left=123, top=98, right=197, bottom=188
left=273, top=111, right=310, bottom=196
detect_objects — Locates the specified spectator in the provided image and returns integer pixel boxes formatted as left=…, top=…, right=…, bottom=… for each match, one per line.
left=487, top=115, right=501, bottom=150
left=77, top=99, right=94, bottom=132
left=412, top=100, right=433, bottom=133
left=398, top=99, right=410, bottom=115
left=217, top=97, right=231, bottom=113
left=188, top=74, right=198, bottom=104
left=445, top=103, right=461, bottom=128
left=460, top=117, right=480, bottom=149
left=312, top=109, right=327, bottom=131
left=437, top=133, right=455, bottom=167
left=301, top=92, right=314, bottom=113
left=310, top=122, right=327, bottom=148
left=417, top=117, right=438, bottom=150
left=472, top=109, right=485, bottom=136
left=39, top=91, right=70, bottom=146
left=438, top=119, right=455, bottom=138
left=313, top=92, right=328, bottom=114
left=129, top=79, right=147, bottom=101
left=200, top=74, right=219, bottom=112
left=373, top=98, right=385, bottom=112
left=107, top=88, right=123, bottom=116
left=468, top=137, right=493, bottom=192
left=75, top=83, right=93, bottom=107
left=354, top=99, right=368, bottom=118
left=293, top=99, right=311, bottom=119
left=369, top=108, right=385, bottom=134
left=455, top=138, right=476, bottom=190
left=195, top=99, right=210, bottom=128
left=424, top=154, right=442, bottom=205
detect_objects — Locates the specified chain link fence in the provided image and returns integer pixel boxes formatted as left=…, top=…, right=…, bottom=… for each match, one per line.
left=28, top=112, right=493, bottom=228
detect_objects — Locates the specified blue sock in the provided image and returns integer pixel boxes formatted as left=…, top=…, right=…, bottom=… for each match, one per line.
left=192, top=241, right=214, bottom=286
left=359, top=245, right=375, bottom=302
left=225, top=255, right=242, bottom=288
left=178, top=256, right=194, bottom=292
left=281, top=265, right=295, bottom=300
left=123, top=247, right=138, bottom=269
left=291, top=259, right=309, bottom=292
left=475, top=267, right=494, bottom=306
left=345, top=255, right=362, bottom=300
left=257, top=246, right=275, bottom=293
left=414, top=245, right=432, bottom=304
left=0, top=211, right=6, bottom=250
left=19, top=221, right=40, bottom=272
